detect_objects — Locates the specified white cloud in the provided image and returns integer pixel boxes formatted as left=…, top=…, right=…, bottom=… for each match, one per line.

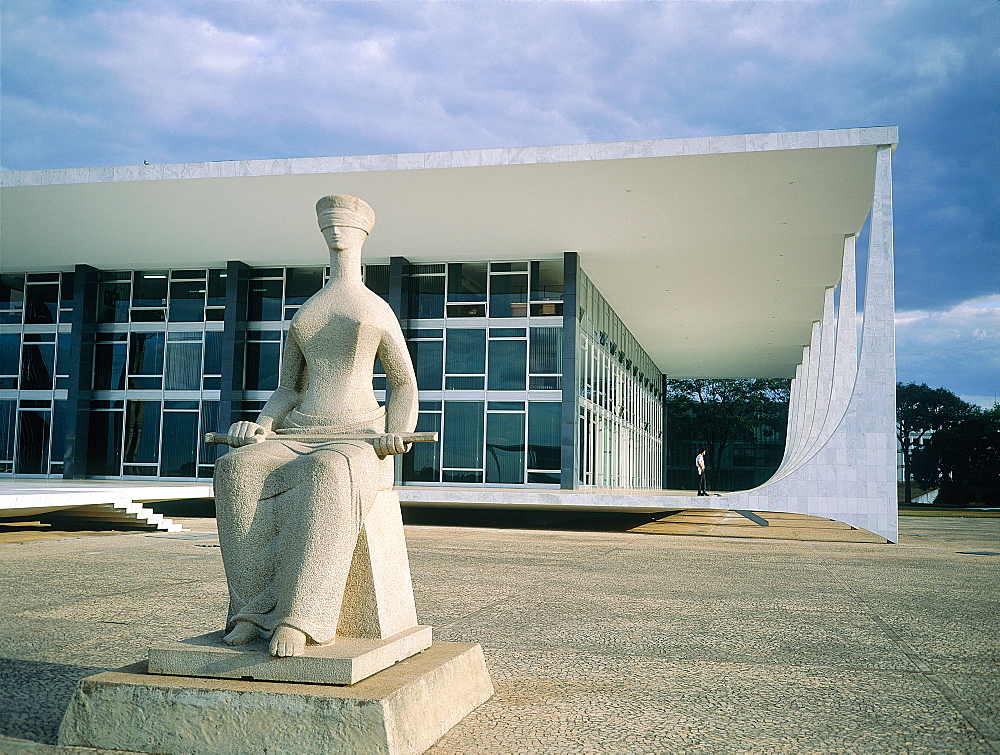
left=895, top=295, right=1000, bottom=405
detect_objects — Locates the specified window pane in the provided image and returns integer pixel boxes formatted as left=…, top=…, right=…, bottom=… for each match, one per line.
left=0, top=400, right=14, bottom=462
left=165, top=341, right=203, bottom=390
left=408, top=340, right=443, bottom=391
left=0, top=274, right=25, bottom=324
left=285, top=267, right=324, bottom=306
left=402, top=412, right=441, bottom=482
left=56, top=333, right=72, bottom=377
left=207, top=269, right=228, bottom=308
left=247, top=279, right=283, bottom=321
left=203, top=331, right=222, bottom=376
left=528, top=402, right=561, bottom=471
left=409, top=275, right=444, bottom=319
left=133, top=271, right=168, bottom=307
left=15, top=410, right=50, bottom=474
left=50, top=400, right=69, bottom=469
left=169, top=279, right=207, bottom=322
left=443, top=401, right=484, bottom=469
left=489, top=273, right=528, bottom=317
left=160, top=412, right=198, bottom=477
left=60, top=272, right=76, bottom=311
left=529, top=327, right=561, bottom=375
left=200, top=401, right=224, bottom=465
left=244, top=341, right=280, bottom=390
left=129, top=332, right=165, bottom=375
left=487, top=339, right=526, bottom=391
left=365, top=265, right=390, bottom=297
left=531, top=260, right=564, bottom=301
left=87, top=410, right=123, bottom=475
left=447, top=263, right=487, bottom=302
left=486, top=412, right=524, bottom=484
left=0, top=333, right=20, bottom=375
left=97, top=280, right=130, bottom=323
left=24, top=284, right=59, bottom=324
left=445, top=329, right=486, bottom=374
left=20, top=342, right=54, bottom=390
left=124, top=400, right=160, bottom=464
left=93, top=342, right=127, bottom=390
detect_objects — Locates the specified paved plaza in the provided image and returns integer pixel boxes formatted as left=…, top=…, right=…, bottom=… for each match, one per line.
left=0, top=513, right=997, bottom=753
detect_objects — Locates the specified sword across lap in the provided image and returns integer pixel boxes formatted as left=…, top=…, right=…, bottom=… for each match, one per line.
left=204, top=430, right=438, bottom=447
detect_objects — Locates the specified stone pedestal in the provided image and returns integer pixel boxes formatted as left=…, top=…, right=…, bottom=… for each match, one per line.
left=58, top=642, right=494, bottom=755
left=149, top=626, right=432, bottom=686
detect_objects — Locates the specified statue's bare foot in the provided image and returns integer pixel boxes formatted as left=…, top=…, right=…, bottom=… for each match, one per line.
left=270, top=625, right=307, bottom=657
left=222, top=622, right=259, bottom=646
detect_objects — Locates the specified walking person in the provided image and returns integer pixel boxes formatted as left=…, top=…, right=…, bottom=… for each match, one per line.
left=696, top=448, right=708, bottom=496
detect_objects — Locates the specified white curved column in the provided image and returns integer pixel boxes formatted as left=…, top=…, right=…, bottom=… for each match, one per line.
left=721, top=145, right=897, bottom=541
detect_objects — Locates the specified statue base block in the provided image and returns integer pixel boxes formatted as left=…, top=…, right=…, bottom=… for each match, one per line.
left=148, top=626, right=432, bottom=685
left=58, top=641, right=493, bottom=755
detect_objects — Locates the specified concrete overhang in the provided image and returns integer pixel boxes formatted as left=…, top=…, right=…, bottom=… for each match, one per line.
left=1, top=127, right=896, bottom=378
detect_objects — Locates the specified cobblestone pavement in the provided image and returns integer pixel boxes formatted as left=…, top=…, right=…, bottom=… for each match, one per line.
left=0, top=515, right=997, bottom=753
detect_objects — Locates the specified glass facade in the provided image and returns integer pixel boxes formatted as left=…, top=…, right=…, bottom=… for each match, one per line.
left=1, top=256, right=664, bottom=489
left=575, top=270, right=663, bottom=489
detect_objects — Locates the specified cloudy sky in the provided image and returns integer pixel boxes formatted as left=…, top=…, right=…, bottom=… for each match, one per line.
left=3, top=0, right=997, bottom=405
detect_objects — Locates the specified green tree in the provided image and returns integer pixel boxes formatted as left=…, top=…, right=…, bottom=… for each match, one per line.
left=664, top=379, right=790, bottom=484
left=896, top=383, right=976, bottom=502
left=912, top=409, right=1000, bottom=506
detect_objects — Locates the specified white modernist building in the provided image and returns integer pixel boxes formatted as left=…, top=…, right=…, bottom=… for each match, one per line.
left=0, top=127, right=899, bottom=540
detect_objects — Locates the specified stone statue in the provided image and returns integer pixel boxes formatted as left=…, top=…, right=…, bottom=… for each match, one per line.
left=213, top=195, right=418, bottom=658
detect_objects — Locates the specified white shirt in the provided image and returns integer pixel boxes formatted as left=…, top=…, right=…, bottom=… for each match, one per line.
left=696, top=452, right=705, bottom=473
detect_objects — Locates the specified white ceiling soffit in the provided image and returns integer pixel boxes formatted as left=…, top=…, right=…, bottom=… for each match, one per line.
left=0, top=129, right=894, bottom=377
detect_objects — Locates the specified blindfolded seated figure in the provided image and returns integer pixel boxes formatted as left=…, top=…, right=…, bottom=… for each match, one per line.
left=213, top=195, right=418, bottom=658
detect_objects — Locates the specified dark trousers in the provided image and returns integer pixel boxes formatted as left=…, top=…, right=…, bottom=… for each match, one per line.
left=697, top=471, right=708, bottom=495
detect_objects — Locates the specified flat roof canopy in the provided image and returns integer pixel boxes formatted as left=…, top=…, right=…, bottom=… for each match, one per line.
left=1, top=127, right=896, bottom=378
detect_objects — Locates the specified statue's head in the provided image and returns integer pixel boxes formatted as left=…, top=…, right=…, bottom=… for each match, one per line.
left=316, top=195, right=375, bottom=235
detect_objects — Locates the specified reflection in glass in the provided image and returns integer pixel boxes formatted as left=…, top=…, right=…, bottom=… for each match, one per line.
left=487, top=339, right=526, bottom=391
left=161, top=411, right=198, bottom=477
left=129, top=332, right=165, bottom=375
left=530, top=260, right=564, bottom=301
left=409, top=274, right=445, bottom=319
left=443, top=401, right=484, bottom=470
left=408, top=340, right=443, bottom=391
left=93, top=342, right=127, bottom=390
left=20, top=338, right=55, bottom=390
left=124, top=400, right=160, bottom=464
left=207, top=269, right=227, bottom=309
left=402, top=412, right=441, bottom=482
left=133, top=271, right=168, bottom=307
left=528, top=402, right=561, bottom=471
left=97, top=279, right=130, bottom=323
left=1, top=333, right=20, bottom=376
left=88, top=410, right=124, bottom=475
left=445, top=329, right=486, bottom=374
left=447, top=263, right=487, bottom=302
left=16, top=410, right=50, bottom=474
left=60, top=272, right=75, bottom=311
left=169, top=279, right=207, bottom=322
left=0, top=274, right=25, bottom=324
left=0, top=401, right=14, bottom=463
left=24, top=284, right=59, bottom=324
left=50, top=401, right=68, bottom=470
left=165, top=341, right=203, bottom=390
left=247, top=279, right=283, bottom=321
left=489, top=273, right=528, bottom=317
left=486, top=412, right=524, bottom=484
left=200, top=401, right=224, bottom=465
left=244, top=341, right=280, bottom=391
left=285, top=267, right=324, bottom=306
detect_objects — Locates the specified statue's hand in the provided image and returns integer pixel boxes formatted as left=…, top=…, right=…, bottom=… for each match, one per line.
left=227, top=421, right=268, bottom=447
left=373, top=434, right=411, bottom=459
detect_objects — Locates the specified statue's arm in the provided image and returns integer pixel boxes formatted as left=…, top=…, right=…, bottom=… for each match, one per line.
left=375, top=316, right=418, bottom=456
left=226, top=331, right=306, bottom=445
